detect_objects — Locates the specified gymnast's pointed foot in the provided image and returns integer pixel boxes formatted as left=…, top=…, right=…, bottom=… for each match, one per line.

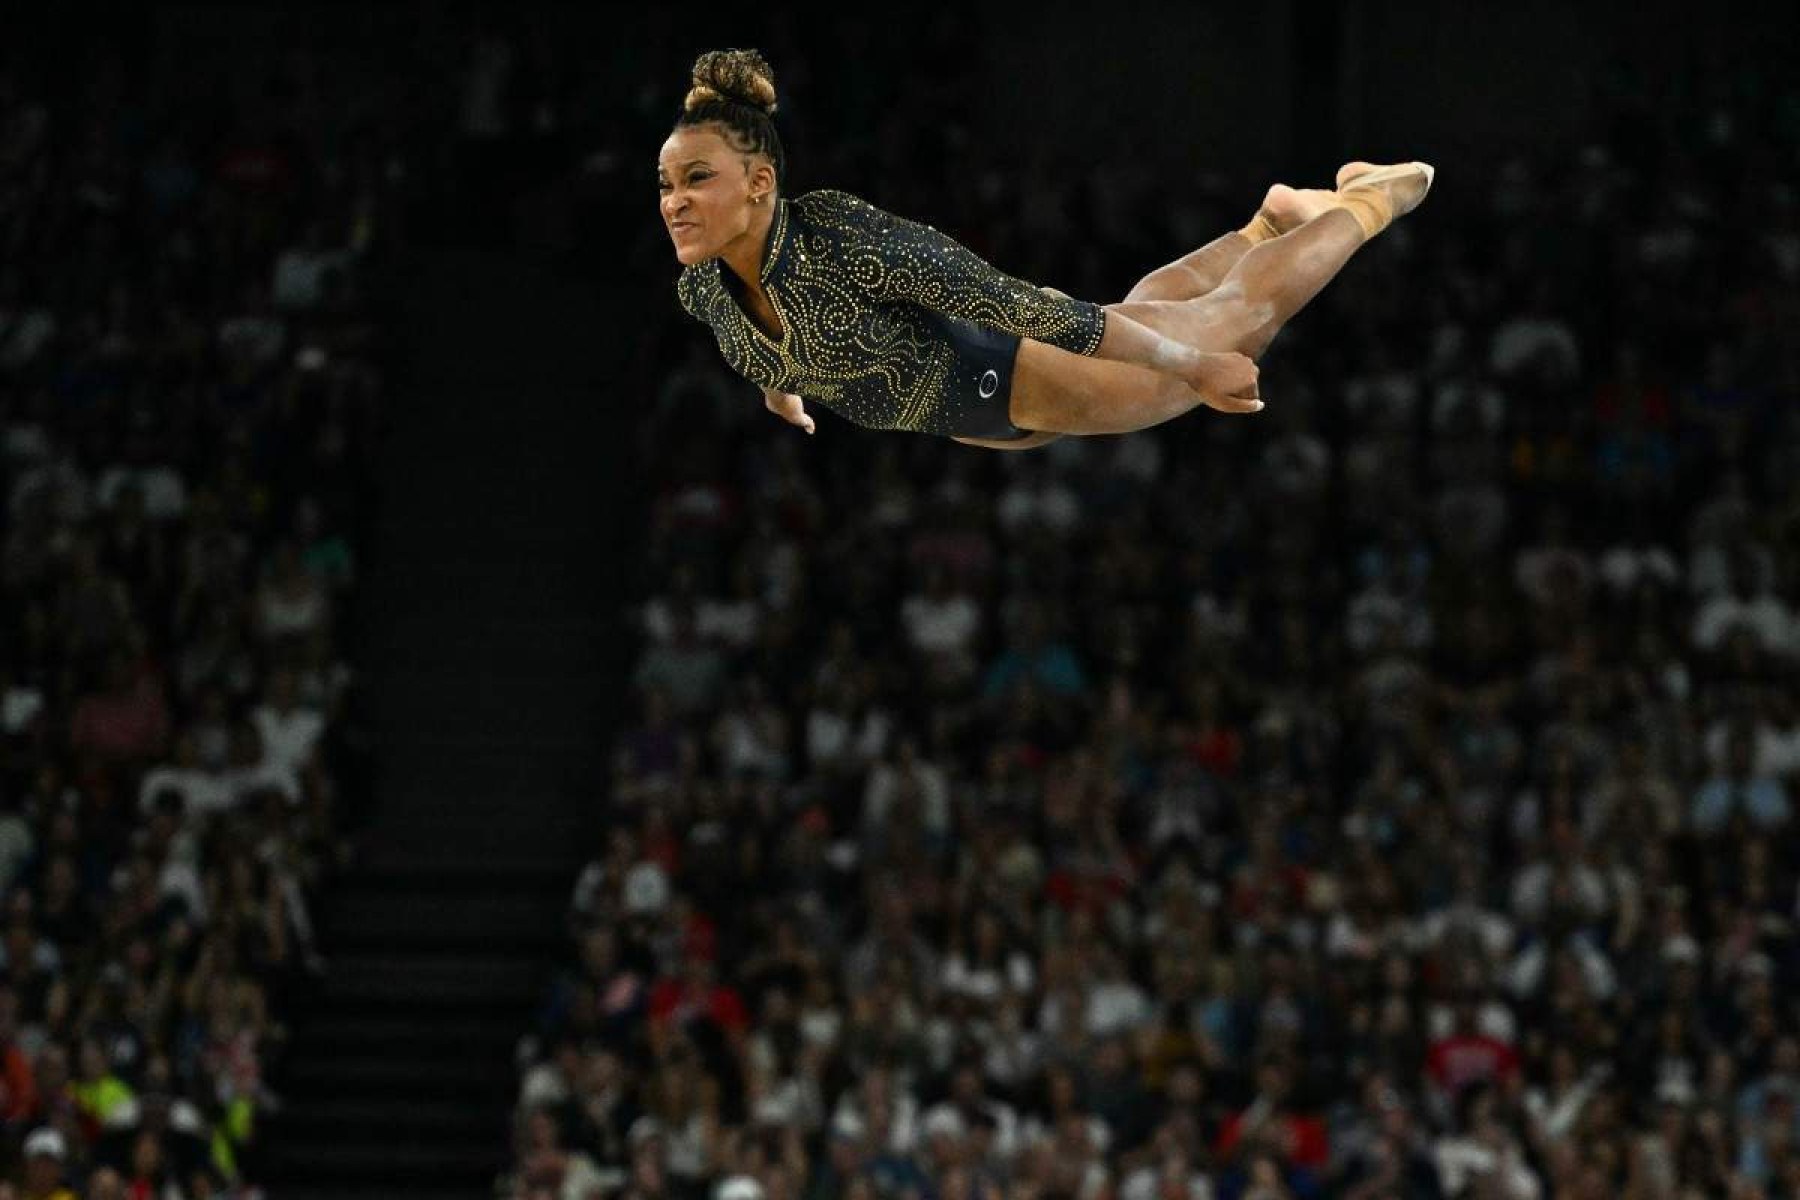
left=1332, top=160, right=1435, bottom=238
left=1241, top=183, right=1341, bottom=243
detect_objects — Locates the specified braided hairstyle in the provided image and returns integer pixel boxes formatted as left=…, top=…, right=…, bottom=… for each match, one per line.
left=675, top=49, right=786, bottom=190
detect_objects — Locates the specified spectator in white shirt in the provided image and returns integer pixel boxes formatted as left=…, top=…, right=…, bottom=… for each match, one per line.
left=997, top=456, right=1081, bottom=536
left=272, top=221, right=352, bottom=312
left=216, top=282, right=287, bottom=370
left=95, top=456, right=188, bottom=522
left=709, top=675, right=789, bottom=779
left=1691, top=552, right=1795, bottom=658
left=863, top=737, right=949, bottom=846
left=255, top=541, right=331, bottom=644
left=1084, top=945, right=1153, bottom=1039
left=137, top=733, right=235, bottom=820
left=900, top=565, right=981, bottom=686
left=1489, top=280, right=1580, bottom=387
left=1691, top=727, right=1791, bottom=836
left=697, top=558, right=764, bottom=651
left=1514, top=509, right=1594, bottom=611
left=251, top=668, right=326, bottom=776
left=804, top=674, right=890, bottom=780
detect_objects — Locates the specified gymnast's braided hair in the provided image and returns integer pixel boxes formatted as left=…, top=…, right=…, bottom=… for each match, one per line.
left=676, top=49, right=786, bottom=189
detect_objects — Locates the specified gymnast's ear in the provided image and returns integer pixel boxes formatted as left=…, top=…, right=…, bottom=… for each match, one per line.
left=746, top=157, right=778, bottom=205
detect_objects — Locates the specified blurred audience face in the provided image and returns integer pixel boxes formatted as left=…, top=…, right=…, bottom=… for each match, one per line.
left=23, top=1147, right=63, bottom=1195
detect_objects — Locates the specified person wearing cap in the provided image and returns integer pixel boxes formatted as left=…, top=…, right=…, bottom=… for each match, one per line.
left=20, top=1127, right=76, bottom=1200
left=715, top=1176, right=764, bottom=1200
left=919, top=1103, right=967, bottom=1179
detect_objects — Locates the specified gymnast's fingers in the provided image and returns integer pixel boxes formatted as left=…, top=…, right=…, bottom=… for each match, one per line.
left=1203, top=383, right=1264, bottom=415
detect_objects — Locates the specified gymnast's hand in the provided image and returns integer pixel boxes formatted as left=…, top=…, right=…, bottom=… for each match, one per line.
left=763, top=388, right=815, bottom=434
left=1190, top=352, right=1263, bottom=414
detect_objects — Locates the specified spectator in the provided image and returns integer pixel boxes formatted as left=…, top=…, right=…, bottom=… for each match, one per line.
left=1692, top=727, right=1791, bottom=836
left=68, top=654, right=169, bottom=768
left=18, top=1127, right=74, bottom=1200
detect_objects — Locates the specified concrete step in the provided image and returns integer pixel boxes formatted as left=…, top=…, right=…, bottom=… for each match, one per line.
left=342, top=848, right=580, bottom=888
left=291, top=1015, right=523, bottom=1062
left=276, top=1096, right=504, bottom=1143
left=279, top=1051, right=514, bottom=1099
left=259, top=1140, right=505, bottom=1189
left=322, top=889, right=562, bottom=955
left=320, top=951, right=546, bottom=1010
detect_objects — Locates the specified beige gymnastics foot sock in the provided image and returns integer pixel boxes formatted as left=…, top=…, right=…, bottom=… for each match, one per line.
left=1243, top=183, right=1362, bottom=243
left=1238, top=212, right=1282, bottom=244
left=1334, top=162, right=1436, bottom=239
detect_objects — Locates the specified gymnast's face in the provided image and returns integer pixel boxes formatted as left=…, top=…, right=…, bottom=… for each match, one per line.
left=658, top=126, right=776, bottom=266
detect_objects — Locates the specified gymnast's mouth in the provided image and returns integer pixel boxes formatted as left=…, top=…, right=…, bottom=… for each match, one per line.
left=670, top=221, right=698, bottom=234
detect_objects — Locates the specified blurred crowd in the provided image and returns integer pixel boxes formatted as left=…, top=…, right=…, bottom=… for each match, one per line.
left=505, top=13, right=1800, bottom=1200
left=0, top=29, right=388, bottom=1199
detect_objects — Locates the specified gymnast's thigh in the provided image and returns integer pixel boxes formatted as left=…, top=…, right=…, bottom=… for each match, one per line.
left=1007, top=337, right=1186, bottom=436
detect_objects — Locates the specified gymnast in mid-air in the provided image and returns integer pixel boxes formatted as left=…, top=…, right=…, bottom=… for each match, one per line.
left=660, top=49, right=1433, bottom=450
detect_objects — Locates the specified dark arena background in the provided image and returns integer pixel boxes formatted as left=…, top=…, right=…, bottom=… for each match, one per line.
left=3, top=1, right=1799, bottom=1198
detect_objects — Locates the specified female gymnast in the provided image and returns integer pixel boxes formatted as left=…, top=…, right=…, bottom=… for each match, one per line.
left=660, top=49, right=1432, bottom=450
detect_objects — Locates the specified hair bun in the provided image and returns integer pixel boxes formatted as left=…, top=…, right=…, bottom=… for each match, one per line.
left=685, top=49, right=778, bottom=116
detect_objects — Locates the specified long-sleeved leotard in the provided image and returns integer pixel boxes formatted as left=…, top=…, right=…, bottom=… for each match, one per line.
left=676, top=189, right=1106, bottom=437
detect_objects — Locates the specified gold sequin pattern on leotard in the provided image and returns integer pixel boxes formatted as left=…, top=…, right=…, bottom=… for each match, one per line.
left=676, top=189, right=1106, bottom=437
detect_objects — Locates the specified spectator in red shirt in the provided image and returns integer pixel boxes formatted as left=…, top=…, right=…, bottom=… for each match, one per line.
left=1229, top=817, right=1310, bottom=924
left=68, top=653, right=169, bottom=766
left=0, top=984, right=37, bottom=1128
left=1426, top=996, right=1520, bottom=1106
left=650, top=946, right=749, bottom=1047
left=1216, top=1055, right=1330, bottom=1173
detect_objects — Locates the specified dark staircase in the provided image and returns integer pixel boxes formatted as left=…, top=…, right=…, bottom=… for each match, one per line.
left=263, top=248, right=631, bottom=1197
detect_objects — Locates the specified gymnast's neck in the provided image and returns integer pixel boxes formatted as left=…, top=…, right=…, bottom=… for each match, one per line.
left=719, top=195, right=779, bottom=291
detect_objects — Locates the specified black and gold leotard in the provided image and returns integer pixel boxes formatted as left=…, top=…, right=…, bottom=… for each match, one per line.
left=676, top=189, right=1107, bottom=438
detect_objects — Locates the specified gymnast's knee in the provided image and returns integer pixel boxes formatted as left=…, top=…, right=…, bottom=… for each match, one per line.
left=1121, top=270, right=1186, bottom=304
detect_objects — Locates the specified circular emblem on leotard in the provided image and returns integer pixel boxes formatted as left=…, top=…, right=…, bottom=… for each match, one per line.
left=978, top=369, right=1000, bottom=398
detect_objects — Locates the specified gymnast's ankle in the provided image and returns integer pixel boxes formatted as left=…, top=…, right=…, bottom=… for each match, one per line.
left=1237, top=212, right=1281, bottom=245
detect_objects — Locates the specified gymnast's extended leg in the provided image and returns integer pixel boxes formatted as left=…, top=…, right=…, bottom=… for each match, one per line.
left=982, top=204, right=1349, bottom=440
left=1123, top=162, right=1398, bottom=304
left=998, top=163, right=1432, bottom=438
left=1122, top=183, right=1342, bottom=302
left=1105, top=162, right=1431, bottom=363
